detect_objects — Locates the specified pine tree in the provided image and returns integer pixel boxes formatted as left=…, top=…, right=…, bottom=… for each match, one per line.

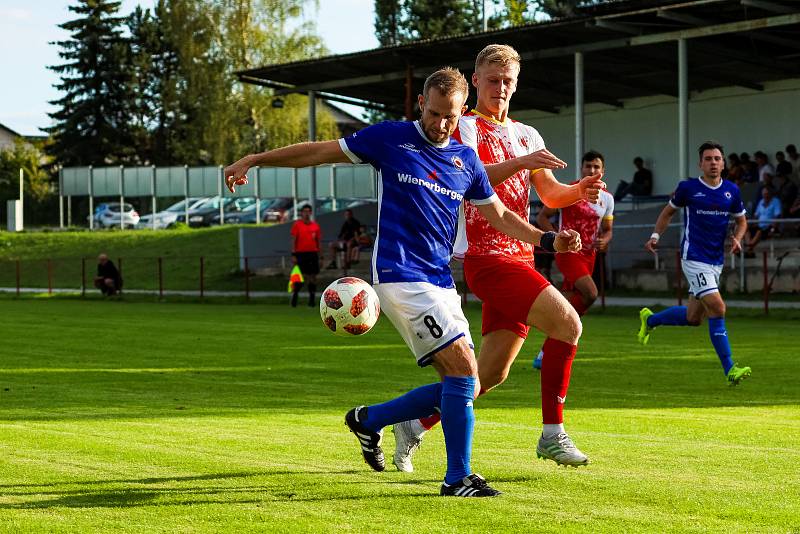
left=47, top=0, right=136, bottom=167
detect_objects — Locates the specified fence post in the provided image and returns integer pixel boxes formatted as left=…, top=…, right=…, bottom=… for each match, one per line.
left=675, top=249, right=682, bottom=306
left=47, top=259, right=53, bottom=295
left=158, top=257, right=163, bottom=299
left=244, top=257, right=250, bottom=301
left=199, top=256, right=205, bottom=300
left=763, top=250, right=769, bottom=315
left=59, top=166, right=64, bottom=229
left=15, top=260, right=20, bottom=297
left=81, top=257, right=85, bottom=298
left=118, top=257, right=123, bottom=295
left=88, top=165, right=94, bottom=230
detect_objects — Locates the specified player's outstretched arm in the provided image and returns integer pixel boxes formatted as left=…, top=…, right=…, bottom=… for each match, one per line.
left=475, top=200, right=581, bottom=252
left=645, top=204, right=677, bottom=252
left=532, top=169, right=605, bottom=208
left=484, top=148, right=567, bottom=187
left=224, top=140, right=351, bottom=193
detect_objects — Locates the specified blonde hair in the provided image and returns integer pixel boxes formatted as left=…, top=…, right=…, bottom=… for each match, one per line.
left=423, top=67, right=469, bottom=101
left=475, top=44, right=521, bottom=71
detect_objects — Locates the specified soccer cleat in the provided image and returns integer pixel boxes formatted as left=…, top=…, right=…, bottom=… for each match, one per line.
left=536, top=432, right=589, bottom=467
left=440, top=473, right=502, bottom=497
left=726, top=364, right=752, bottom=386
left=533, top=349, right=544, bottom=370
left=637, top=307, right=654, bottom=345
left=392, top=420, right=426, bottom=472
left=345, top=406, right=385, bottom=472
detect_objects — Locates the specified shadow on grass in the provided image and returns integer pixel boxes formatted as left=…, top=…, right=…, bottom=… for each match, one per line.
left=0, top=470, right=444, bottom=509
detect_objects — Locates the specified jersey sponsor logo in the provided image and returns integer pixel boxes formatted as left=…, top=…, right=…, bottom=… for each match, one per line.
left=396, top=172, right=464, bottom=201
left=399, top=142, right=420, bottom=153
left=696, top=209, right=729, bottom=216
left=451, top=155, right=464, bottom=170
left=693, top=192, right=706, bottom=197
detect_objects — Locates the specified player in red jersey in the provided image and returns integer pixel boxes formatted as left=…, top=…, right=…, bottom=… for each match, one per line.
left=392, top=44, right=604, bottom=471
left=532, top=151, right=614, bottom=368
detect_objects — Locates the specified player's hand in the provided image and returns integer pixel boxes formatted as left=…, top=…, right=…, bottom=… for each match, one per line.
left=730, top=236, right=742, bottom=255
left=593, top=236, right=609, bottom=252
left=644, top=237, right=658, bottom=253
left=578, top=173, right=605, bottom=204
left=555, top=229, right=581, bottom=253
left=519, top=148, right=568, bottom=171
left=224, top=156, right=252, bottom=193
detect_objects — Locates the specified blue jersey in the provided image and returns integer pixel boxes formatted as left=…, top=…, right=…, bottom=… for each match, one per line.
left=339, top=121, right=497, bottom=287
left=669, top=177, right=746, bottom=265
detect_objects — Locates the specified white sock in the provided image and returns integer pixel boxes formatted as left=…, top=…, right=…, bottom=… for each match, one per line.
left=410, top=418, right=427, bottom=436
left=542, top=423, right=564, bottom=438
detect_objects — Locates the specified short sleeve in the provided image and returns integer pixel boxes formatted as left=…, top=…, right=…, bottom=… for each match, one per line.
left=669, top=181, right=689, bottom=208
left=527, top=125, right=546, bottom=152
left=290, top=222, right=299, bottom=237
left=338, top=121, right=391, bottom=165
left=604, top=191, right=615, bottom=219
left=729, top=187, right=746, bottom=216
left=465, top=156, right=498, bottom=205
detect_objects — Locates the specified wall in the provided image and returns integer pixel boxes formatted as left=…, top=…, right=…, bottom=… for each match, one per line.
left=513, top=78, right=800, bottom=196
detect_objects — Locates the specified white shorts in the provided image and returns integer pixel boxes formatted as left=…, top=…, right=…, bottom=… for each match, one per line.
left=682, top=260, right=723, bottom=298
left=373, top=281, right=474, bottom=367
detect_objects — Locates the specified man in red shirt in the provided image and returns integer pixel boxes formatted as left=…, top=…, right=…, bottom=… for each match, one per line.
left=392, top=44, right=603, bottom=471
left=290, top=205, right=322, bottom=307
left=533, top=151, right=614, bottom=368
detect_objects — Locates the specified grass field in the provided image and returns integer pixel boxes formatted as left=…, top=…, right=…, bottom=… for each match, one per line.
left=0, top=299, right=798, bottom=533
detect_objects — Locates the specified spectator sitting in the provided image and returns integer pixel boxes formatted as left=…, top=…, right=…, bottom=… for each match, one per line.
left=613, top=156, right=653, bottom=201
left=745, top=187, right=782, bottom=255
left=774, top=164, right=798, bottom=216
left=740, top=152, right=758, bottom=183
left=754, top=151, right=775, bottom=184
left=94, top=253, right=122, bottom=296
left=350, top=225, right=373, bottom=265
left=786, top=144, right=800, bottom=184
left=326, top=209, right=361, bottom=269
left=726, top=153, right=742, bottom=182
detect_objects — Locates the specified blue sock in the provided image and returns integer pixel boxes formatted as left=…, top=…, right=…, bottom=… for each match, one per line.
left=708, top=317, right=734, bottom=374
left=361, top=382, right=442, bottom=432
left=647, top=306, right=689, bottom=328
left=440, top=376, right=476, bottom=485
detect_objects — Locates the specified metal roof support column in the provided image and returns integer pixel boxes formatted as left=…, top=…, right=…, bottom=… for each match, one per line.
left=309, top=90, right=317, bottom=218
left=575, top=51, right=585, bottom=180
left=678, top=38, right=689, bottom=179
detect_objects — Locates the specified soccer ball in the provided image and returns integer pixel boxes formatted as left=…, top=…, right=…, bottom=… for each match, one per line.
left=319, top=277, right=380, bottom=336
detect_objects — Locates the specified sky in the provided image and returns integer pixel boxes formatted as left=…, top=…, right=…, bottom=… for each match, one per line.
left=0, top=0, right=379, bottom=136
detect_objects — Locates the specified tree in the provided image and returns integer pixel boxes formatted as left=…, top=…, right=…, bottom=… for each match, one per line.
left=373, top=0, right=481, bottom=43
left=47, top=0, right=136, bottom=167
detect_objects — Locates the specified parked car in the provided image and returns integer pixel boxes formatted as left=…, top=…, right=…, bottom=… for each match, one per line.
left=88, top=202, right=140, bottom=228
left=216, top=198, right=280, bottom=225
left=135, top=197, right=207, bottom=229
left=183, top=196, right=256, bottom=227
left=263, top=197, right=295, bottom=223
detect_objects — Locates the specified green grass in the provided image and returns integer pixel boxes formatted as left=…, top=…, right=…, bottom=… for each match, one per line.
left=0, top=227, right=278, bottom=292
left=0, top=300, right=798, bottom=533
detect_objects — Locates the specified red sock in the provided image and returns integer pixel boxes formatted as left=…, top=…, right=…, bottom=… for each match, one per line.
left=418, top=387, right=486, bottom=430
left=540, top=338, right=577, bottom=424
left=568, top=293, right=587, bottom=316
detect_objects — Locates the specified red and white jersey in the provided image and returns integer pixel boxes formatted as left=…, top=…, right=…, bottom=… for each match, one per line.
left=452, top=110, right=546, bottom=260
left=559, top=184, right=614, bottom=253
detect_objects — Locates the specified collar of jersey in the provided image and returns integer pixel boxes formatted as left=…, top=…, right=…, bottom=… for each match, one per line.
left=413, top=121, right=450, bottom=148
left=697, top=176, right=723, bottom=190
left=470, top=109, right=509, bottom=127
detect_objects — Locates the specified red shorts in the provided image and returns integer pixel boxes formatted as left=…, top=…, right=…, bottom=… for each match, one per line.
left=555, top=251, right=596, bottom=292
left=463, top=255, right=551, bottom=339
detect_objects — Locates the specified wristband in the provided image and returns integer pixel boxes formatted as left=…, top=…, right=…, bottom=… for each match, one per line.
left=540, top=231, right=557, bottom=253
left=650, top=232, right=660, bottom=242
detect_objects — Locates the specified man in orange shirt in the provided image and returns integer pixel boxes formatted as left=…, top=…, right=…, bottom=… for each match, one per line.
left=290, top=204, right=322, bottom=307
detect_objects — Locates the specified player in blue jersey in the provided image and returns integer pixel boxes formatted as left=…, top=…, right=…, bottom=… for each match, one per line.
left=638, top=141, right=751, bottom=386
left=223, top=67, right=600, bottom=497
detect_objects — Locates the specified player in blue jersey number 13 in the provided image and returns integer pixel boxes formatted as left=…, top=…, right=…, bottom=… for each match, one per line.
left=639, top=141, right=751, bottom=386
left=224, top=67, right=601, bottom=498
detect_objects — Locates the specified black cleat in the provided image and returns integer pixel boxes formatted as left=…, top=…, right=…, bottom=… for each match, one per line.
left=345, top=406, right=385, bottom=472
left=440, top=473, right=502, bottom=497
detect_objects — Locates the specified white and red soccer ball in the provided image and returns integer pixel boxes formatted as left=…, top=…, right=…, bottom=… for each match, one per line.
left=319, top=277, right=380, bottom=336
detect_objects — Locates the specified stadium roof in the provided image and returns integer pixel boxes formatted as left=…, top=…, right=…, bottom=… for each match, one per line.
left=238, top=0, right=800, bottom=115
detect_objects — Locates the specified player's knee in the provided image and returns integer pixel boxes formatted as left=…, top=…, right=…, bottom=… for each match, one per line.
left=582, top=289, right=598, bottom=306
left=710, top=302, right=726, bottom=317
left=480, top=367, right=508, bottom=390
left=556, top=310, right=582, bottom=344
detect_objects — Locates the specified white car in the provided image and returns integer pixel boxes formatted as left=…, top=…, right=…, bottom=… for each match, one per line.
left=89, top=202, right=140, bottom=229
left=136, top=197, right=207, bottom=229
